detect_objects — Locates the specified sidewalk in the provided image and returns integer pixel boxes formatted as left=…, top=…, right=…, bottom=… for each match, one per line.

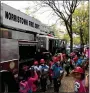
left=59, top=72, right=74, bottom=92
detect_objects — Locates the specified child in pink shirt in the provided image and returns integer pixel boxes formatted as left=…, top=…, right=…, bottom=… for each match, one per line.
left=19, top=80, right=29, bottom=93
left=71, top=66, right=89, bottom=93
left=28, top=68, right=38, bottom=93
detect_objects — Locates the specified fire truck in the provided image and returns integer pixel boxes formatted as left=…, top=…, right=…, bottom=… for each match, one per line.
left=0, top=3, right=66, bottom=92
left=0, top=3, right=47, bottom=92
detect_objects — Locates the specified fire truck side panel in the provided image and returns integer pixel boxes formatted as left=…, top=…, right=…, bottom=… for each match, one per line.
left=1, top=38, right=19, bottom=61
left=0, top=38, right=19, bottom=79
left=12, top=30, right=34, bottom=41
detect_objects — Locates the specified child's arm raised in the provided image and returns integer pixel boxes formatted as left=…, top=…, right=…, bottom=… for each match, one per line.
left=85, top=74, right=89, bottom=88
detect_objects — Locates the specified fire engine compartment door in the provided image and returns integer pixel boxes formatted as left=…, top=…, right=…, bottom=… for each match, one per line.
left=36, top=36, right=47, bottom=50
left=18, top=41, right=37, bottom=65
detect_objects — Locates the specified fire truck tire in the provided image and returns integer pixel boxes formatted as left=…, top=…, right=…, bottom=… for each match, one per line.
left=1, top=70, right=19, bottom=92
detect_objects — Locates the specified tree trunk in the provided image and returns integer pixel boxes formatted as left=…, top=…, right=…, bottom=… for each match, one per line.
left=70, top=35, right=73, bottom=52
left=70, top=14, right=73, bottom=53
left=85, top=38, right=88, bottom=45
left=80, top=28, right=84, bottom=54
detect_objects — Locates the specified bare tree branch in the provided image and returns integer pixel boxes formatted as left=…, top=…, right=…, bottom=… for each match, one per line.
left=46, top=11, right=55, bottom=20
left=48, top=16, right=60, bottom=26
left=56, top=0, right=60, bottom=11
left=32, top=6, right=44, bottom=14
left=38, top=9, right=53, bottom=15
left=50, top=1, right=66, bottom=21
left=62, top=1, right=70, bottom=16
left=65, top=0, right=71, bottom=12
left=44, top=2, right=62, bottom=19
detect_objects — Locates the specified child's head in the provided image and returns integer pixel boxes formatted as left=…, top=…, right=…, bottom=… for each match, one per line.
left=22, top=65, right=29, bottom=72
left=34, top=61, right=38, bottom=66
left=63, top=53, right=66, bottom=59
left=74, top=73, right=85, bottom=80
left=40, top=59, right=45, bottom=64
left=71, top=66, right=85, bottom=80
left=57, top=55, right=61, bottom=61
left=52, top=56, right=58, bottom=63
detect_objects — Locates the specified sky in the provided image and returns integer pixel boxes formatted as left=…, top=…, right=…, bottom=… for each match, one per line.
left=1, top=1, right=66, bottom=31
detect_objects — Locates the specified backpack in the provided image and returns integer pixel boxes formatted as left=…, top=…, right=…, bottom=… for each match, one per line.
left=19, top=80, right=30, bottom=93
left=52, top=64, right=62, bottom=78
left=40, top=65, right=48, bottom=78
left=76, top=59, right=83, bottom=67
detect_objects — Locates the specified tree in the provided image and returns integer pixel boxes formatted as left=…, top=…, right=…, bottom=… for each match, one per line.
left=63, top=33, right=70, bottom=43
left=63, top=34, right=80, bottom=45
left=50, top=24, right=63, bottom=39
left=73, top=37, right=80, bottom=45
left=34, top=0, right=79, bottom=52
left=72, top=2, right=89, bottom=52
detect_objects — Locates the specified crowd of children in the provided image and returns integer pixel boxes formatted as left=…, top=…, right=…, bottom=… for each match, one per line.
left=19, top=47, right=89, bottom=93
